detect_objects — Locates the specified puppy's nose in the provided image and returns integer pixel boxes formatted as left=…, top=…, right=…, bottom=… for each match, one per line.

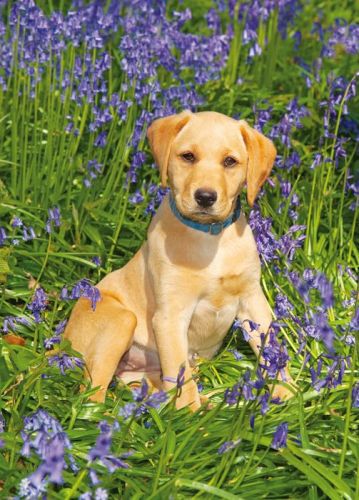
left=194, top=189, right=218, bottom=208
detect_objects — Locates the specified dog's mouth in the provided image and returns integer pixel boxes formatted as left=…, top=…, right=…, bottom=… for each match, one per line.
left=191, top=209, right=222, bottom=223
left=171, top=193, right=238, bottom=224
left=180, top=204, right=232, bottom=224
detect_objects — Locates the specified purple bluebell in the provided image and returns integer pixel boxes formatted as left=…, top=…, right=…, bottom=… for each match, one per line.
left=249, top=414, right=255, bottom=429
left=248, top=207, right=278, bottom=262
left=91, top=256, right=102, bottom=267
left=84, top=160, right=103, bottom=188
left=262, top=329, right=290, bottom=380
left=258, top=391, right=270, bottom=415
left=310, top=355, right=349, bottom=391
left=48, top=352, right=84, bottom=374
left=218, top=438, right=241, bottom=454
left=44, top=320, right=66, bottom=348
left=228, top=349, right=243, bottom=361
left=46, top=206, right=61, bottom=233
left=129, top=191, right=145, bottom=204
left=22, top=225, right=36, bottom=242
left=88, top=421, right=129, bottom=473
left=352, top=382, right=359, bottom=408
left=314, top=274, right=334, bottom=309
left=224, top=382, right=242, bottom=405
left=146, top=391, right=168, bottom=408
left=79, top=493, right=92, bottom=500
left=1, top=315, right=31, bottom=333
left=44, top=335, right=61, bottom=350
left=311, top=311, right=335, bottom=351
left=271, top=422, right=288, bottom=449
left=27, top=287, right=48, bottom=323
left=270, top=98, right=309, bottom=147
left=278, top=225, right=306, bottom=261
left=132, top=379, right=149, bottom=402
left=119, top=402, right=137, bottom=420
left=349, top=308, right=358, bottom=331
left=274, top=293, right=294, bottom=319
left=19, top=409, right=76, bottom=497
left=95, top=488, right=109, bottom=500
left=61, top=278, right=101, bottom=311
left=11, top=216, right=23, bottom=227
left=280, top=178, right=292, bottom=198
left=0, top=411, right=5, bottom=436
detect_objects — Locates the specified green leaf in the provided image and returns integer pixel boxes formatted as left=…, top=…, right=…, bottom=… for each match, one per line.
left=0, top=247, right=11, bottom=282
left=281, top=449, right=343, bottom=500
left=82, top=223, right=104, bottom=249
left=175, top=478, right=240, bottom=499
left=287, top=443, right=354, bottom=498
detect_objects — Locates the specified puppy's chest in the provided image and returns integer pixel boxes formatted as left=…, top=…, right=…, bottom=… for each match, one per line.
left=189, top=273, right=244, bottom=341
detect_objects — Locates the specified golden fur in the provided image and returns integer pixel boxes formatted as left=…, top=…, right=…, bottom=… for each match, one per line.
left=65, top=110, right=294, bottom=410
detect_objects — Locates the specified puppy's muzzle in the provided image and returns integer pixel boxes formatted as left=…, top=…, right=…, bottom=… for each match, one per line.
left=194, top=188, right=217, bottom=208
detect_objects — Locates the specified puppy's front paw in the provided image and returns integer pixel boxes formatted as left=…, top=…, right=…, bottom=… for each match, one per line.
left=176, top=380, right=201, bottom=411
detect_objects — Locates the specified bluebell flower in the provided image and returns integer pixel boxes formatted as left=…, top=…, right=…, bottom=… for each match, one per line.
left=132, top=379, right=149, bottom=402
left=11, top=216, right=23, bottom=227
left=61, top=278, right=101, bottom=311
left=271, top=422, right=288, bottom=449
left=79, top=493, right=92, bottom=500
left=218, top=438, right=241, bottom=454
left=224, top=381, right=241, bottom=405
left=352, top=383, right=359, bottom=408
left=95, top=488, right=109, bottom=500
left=314, top=274, right=334, bottom=309
left=44, top=335, right=61, bottom=350
left=262, top=330, right=290, bottom=379
left=349, top=308, right=358, bottom=331
left=46, top=206, right=61, bottom=233
left=310, top=355, right=349, bottom=391
left=0, top=405, right=4, bottom=431
left=129, top=191, right=145, bottom=204
left=119, top=402, right=137, bottom=420
left=146, top=391, right=168, bottom=408
left=274, top=293, right=294, bottom=320
left=249, top=414, right=255, bottom=429
left=311, top=311, right=335, bottom=351
left=22, top=226, right=36, bottom=241
left=91, top=256, right=101, bottom=267
left=258, top=391, right=270, bottom=415
left=1, top=315, right=31, bottom=333
left=19, top=409, right=76, bottom=498
left=88, top=421, right=129, bottom=473
left=84, top=160, right=103, bottom=188
left=94, top=130, right=107, bottom=148
left=228, top=349, right=243, bottom=361
left=47, top=353, right=84, bottom=374
left=27, top=287, right=48, bottom=323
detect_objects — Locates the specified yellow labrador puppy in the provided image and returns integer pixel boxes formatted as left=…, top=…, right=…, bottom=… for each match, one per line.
left=65, top=110, right=293, bottom=410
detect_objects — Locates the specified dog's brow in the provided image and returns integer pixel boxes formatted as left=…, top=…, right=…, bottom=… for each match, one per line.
left=221, top=150, right=241, bottom=160
left=177, top=144, right=200, bottom=156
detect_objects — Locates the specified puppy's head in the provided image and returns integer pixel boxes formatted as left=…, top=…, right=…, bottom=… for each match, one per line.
left=147, top=110, right=276, bottom=222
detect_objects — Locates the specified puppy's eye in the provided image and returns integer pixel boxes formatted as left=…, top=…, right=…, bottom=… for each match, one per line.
left=223, top=156, right=237, bottom=168
left=181, top=152, right=195, bottom=163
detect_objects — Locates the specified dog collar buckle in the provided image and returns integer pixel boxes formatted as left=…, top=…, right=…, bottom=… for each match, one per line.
left=209, top=223, right=223, bottom=235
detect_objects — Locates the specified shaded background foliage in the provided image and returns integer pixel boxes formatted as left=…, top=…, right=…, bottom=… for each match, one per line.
left=0, top=0, right=358, bottom=498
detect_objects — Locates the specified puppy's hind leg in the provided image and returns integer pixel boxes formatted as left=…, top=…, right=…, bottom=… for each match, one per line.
left=64, top=292, right=137, bottom=403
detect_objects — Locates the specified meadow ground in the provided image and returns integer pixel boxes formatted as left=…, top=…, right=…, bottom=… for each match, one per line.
left=0, top=1, right=358, bottom=498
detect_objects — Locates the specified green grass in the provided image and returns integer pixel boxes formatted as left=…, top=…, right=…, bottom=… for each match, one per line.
left=0, top=0, right=358, bottom=498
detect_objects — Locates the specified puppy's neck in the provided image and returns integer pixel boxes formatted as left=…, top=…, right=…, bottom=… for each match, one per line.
left=167, top=193, right=241, bottom=236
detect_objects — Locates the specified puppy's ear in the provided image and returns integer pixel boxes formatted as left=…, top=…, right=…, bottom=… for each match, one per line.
left=147, top=110, right=192, bottom=186
left=239, top=120, right=276, bottom=207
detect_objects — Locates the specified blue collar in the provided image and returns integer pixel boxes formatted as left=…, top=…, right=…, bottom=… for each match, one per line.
left=169, top=194, right=241, bottom=235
